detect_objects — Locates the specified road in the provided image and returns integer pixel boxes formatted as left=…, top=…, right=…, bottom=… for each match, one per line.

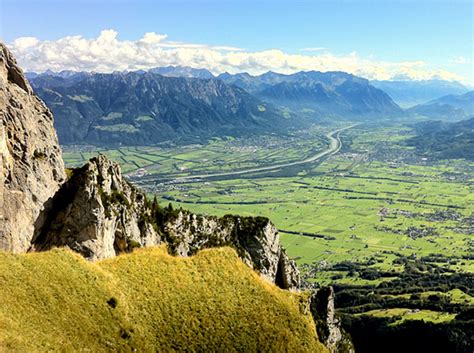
left=173, top=124, right=358, bottom=181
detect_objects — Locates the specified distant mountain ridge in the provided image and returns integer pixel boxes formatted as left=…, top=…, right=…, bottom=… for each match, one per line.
left=147, top=65, right=215, bottom=79
left=408, top=91, right=474, bottom=120
left=30, top=67, right=474, bottom=146
left=218, top=71, right=403, bottom=118
left=371, top=79, right=469, bottom=108
left=30, top=68, right=407, bottom=146
left=32, top=67, right=474, bottom=122
left=33, top=72, right=287, bottom=145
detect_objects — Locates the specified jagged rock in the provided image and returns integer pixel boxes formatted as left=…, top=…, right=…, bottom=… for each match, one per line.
left=162, top=210, right=301, bottom=289
left=29, top=153, right=300, bottom=289
left=310, top=287, right=355, bottom=353
left=0, top=42, right=65, bottom=252
left=31, top=155, right=160, bottom=260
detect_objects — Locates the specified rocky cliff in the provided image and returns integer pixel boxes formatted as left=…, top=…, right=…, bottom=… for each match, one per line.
left=29, top=152, right=300, bottom=288
left=310, top=287, right=355, bottom=353
left=31, top=155, right=160, bottom=260
left=0, top=43, right=65, bottom=252
left=161, top=209, right=300, bottom=289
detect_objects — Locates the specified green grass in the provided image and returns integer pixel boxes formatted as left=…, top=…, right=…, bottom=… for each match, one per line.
left=356, top=308, right=456, bottom=325
left=0, top=246, right=327, bottom=352
left=93, top=124, right=139, bottom=133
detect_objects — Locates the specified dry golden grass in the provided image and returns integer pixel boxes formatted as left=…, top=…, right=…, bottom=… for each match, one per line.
left=0, top=246, right=327, bottom=352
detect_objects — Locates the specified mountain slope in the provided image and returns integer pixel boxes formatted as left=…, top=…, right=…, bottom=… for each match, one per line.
left=33, top=72, right=287, bottom=145
left=405, top=117, right=474, bottom=160
left=0, top=246, right=327, bottom=352
left=371, top=79, right=469, bottom=108
left=408, top=91, right=474, bottom=120
left=219, top=71, right=403, bottom=118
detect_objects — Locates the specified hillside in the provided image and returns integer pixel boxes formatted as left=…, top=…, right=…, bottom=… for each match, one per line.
left=32, top=72, right=288, bottom=145
left=408, top=91, right=474, bottom=120
left=405, top=117, right=474, bottom=160
left=0, top=246, right=327, bottom=352
left=371, top=79, right=469, bottom=108
left=218, top=71, right=403, bottom=118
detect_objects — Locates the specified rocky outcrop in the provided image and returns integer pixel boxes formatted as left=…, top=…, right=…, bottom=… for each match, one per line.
left=0, top=43, right=65, bottom=252
left=31, top=155, right=160, bottom=260
left=27, top=152, right=300, bottom=289
left=161, top=210, right=300, bottom=289
left=310, top=287, right=355, bottom=353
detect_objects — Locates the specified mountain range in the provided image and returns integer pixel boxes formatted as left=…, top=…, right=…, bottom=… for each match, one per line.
left=147, top=65, right=215, bottom=79
left=371, top=79, right=470, bottom=108
left=30, top=68, right=407, bottom=145
left=408, top=91, right=474, bottom=120
left=32, top=72, right=288, bottom=145
left=218, top=71, right=403, bottom=118
left=28, top=66, right=473, bottom=146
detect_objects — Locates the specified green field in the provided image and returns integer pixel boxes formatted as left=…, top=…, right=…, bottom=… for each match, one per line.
left=63, top=122, right=474, bottom=323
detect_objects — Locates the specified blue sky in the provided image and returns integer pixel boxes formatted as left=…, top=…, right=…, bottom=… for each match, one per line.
left=1, top=0, right=472, bottom=84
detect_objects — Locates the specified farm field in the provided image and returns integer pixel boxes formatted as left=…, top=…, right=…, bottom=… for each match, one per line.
left=63, top=122, right=474, bottom=324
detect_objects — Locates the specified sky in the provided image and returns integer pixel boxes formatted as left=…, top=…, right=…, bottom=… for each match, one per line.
left=0, top=0, right=473, bottom=84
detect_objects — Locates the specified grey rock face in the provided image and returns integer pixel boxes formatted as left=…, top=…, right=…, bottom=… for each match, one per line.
left=162, top=210, right=301, bottom=289
left=0, top=43, right=65, bottom=252
left=29, top=154, right=300, bottom=288
left=310, top=287, right=355, bottom=353
left=32, top=155, right=160, bottom=260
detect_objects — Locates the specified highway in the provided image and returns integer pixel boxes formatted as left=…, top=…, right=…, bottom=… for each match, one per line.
left=173, top=124, right=358, bottom=181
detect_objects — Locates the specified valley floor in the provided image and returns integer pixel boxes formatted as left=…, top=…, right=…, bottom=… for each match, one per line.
left=62, top=121, right=474, bottom=346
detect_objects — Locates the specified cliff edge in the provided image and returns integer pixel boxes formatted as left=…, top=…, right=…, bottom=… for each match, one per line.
left=0, top=43, right=65, bottom=252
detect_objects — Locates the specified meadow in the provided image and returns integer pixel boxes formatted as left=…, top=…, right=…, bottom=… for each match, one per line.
left=0, top=246, right=326, bottom=352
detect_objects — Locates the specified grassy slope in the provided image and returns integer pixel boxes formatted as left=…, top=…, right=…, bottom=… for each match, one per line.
left=0, top=246, right=327, bottom=353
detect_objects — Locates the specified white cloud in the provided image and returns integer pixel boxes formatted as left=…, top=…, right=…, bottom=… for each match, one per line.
left=8, top=29, right=466, bottom=82
left=301, top=47, right=328, bottom=52
left=450, top=56, right=471, bottom=65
